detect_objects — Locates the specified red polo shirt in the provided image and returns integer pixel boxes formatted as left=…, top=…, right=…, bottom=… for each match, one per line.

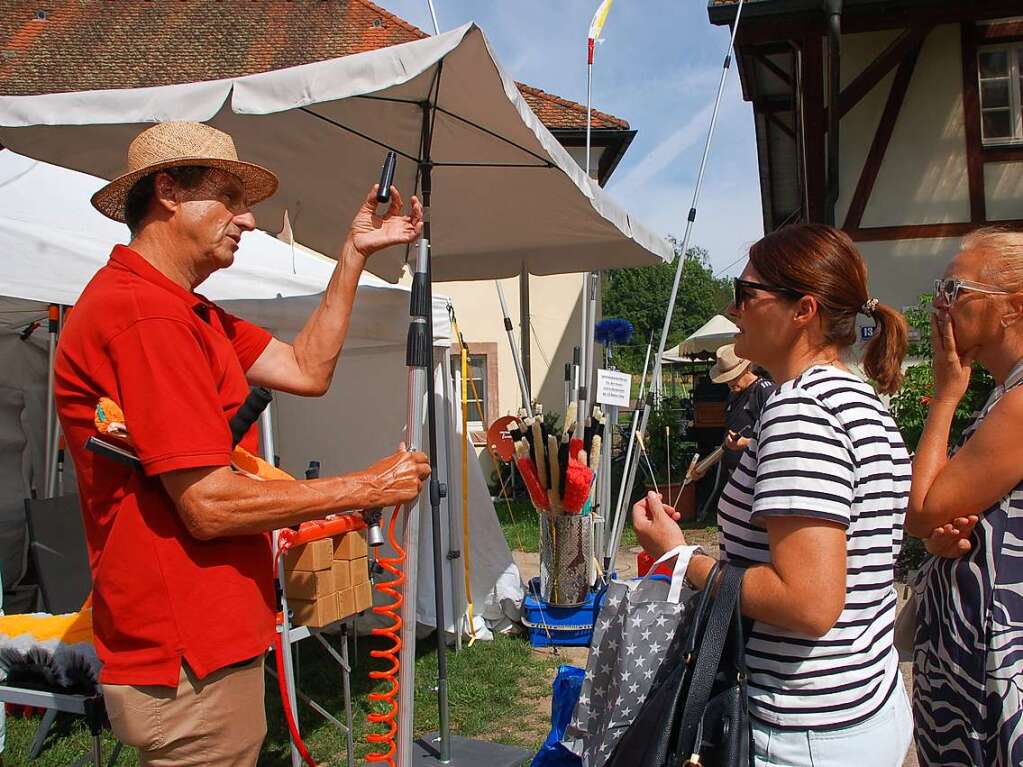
left=55, top=245, right=276, bottom=686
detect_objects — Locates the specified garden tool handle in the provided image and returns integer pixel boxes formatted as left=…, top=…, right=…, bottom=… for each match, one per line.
left=229, top=387, right=273, bottom=448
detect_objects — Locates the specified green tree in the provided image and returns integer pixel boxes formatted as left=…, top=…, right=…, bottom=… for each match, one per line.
left=602, top=239, right=732, bottom=372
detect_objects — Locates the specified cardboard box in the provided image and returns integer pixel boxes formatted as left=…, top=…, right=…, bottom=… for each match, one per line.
left=290, top=593, right=339, bottom=628
left=350, top=556, right=369, bottom=585
left=355, top=580, right=373, bottom=612
left=284, top=569, right=335, bottom=601
left=338, top=587, right=356, bottom=620
left=331, top=560, right=351, bottom=591
left=284, top=539, right=334, bottom=572
left=333, top=530, right=368, bottom=561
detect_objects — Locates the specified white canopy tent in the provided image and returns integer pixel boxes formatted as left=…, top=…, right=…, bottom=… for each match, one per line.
left=0, top=149, right=519, bottom=635
left=661, top=314, right=739, bottom=363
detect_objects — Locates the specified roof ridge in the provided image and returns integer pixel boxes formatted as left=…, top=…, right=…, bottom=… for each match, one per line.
left=515, top=82, right=629, bottom=130
left=352, top=0, right=430, bottom=40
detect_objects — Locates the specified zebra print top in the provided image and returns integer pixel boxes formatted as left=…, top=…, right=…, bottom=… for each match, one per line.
left=912, top=360, right=1023, bottom=766
left=718, top=365, right=909, bottom=729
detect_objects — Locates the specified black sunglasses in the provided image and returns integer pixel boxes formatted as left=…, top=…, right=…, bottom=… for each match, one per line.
left=732, top=277, right=803, bottom=307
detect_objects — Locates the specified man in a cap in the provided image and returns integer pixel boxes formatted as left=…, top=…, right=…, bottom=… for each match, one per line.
left=694, top=344, right=775, bottom=521
left=54, top=122, right=431, bottom=766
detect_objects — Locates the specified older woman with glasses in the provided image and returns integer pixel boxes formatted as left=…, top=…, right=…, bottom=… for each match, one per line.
left=908, top=228, right=1023, bottom=767
left=633, top=224, right=912, bottom=766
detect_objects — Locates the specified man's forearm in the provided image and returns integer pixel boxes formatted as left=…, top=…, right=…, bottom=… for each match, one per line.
left=290, top=238, right=366, bottom=393
left=169, top=466, right=395, bottom=540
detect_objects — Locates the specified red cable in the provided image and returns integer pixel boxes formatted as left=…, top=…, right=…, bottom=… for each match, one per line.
left=270, top=514, right=368, bottom=767
left=365, top=505, right=406, bottom=765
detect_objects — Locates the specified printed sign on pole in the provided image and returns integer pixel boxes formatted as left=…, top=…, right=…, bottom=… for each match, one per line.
left=596, top=369, right=632, bottom=408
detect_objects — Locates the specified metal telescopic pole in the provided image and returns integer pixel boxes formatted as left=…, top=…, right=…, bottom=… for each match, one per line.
left=397, top=236, right=430, bottom=767
left=605, top=335, right=653, bottom=571
left=613, top=0, right=748, bottom=548
left=496, top=281, right=534, bottom=415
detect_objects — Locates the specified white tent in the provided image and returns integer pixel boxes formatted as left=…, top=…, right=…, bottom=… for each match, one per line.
left=661, top=315, right=739, bottom=362
left=0, top=149, right=519, bottom=634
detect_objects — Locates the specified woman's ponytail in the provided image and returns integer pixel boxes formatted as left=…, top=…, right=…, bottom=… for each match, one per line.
left=862, top=302, right=908, bottom=395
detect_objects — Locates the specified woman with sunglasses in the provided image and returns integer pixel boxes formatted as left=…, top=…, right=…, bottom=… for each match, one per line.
left=632, top=224, right=911, bottom=765
left=907, top=228, right=1023, bottom=766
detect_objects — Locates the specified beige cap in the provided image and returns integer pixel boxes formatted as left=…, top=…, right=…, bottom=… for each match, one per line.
left=709, top=344, right=752, bottom=384
left=91, top=121, right=278, bottom=222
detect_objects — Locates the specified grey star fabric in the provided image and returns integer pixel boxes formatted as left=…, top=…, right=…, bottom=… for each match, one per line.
left=564, top=547, right=694, bottom=766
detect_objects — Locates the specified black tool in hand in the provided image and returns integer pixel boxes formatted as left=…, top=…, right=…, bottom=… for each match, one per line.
left=376, top=150, right=397, bottom=207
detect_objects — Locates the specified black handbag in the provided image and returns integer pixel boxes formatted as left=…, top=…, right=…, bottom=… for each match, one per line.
left=605, top=563, right=751, bottom=767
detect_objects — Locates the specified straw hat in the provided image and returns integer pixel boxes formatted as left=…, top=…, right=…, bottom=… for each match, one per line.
left=709, top=344, right=752, bottom=384
left=90, top=122, right=278, bottom=222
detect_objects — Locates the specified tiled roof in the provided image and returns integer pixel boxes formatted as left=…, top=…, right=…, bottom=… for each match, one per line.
left=0, top=0, right=628, bottom=131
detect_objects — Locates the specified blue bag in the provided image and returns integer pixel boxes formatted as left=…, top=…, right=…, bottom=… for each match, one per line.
left=531, top=664, right=584, bottom=767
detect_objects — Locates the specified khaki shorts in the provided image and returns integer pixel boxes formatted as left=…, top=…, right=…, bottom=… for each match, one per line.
left=103, top=657, right=266, bottom=767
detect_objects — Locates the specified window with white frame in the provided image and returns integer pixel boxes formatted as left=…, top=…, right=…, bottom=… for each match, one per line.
left=978, top=44, right=1023, bottom=145
left=450, top=353, right=488, bottom=429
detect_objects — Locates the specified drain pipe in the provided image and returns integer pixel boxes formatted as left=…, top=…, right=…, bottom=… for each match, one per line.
left=825, top=0, right=842, bottom=226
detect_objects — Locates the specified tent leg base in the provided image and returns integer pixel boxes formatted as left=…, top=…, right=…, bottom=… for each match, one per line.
left=411, top=733, right=531, bottom=766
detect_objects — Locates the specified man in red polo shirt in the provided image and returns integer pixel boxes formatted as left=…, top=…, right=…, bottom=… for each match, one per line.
left=54, top=122, right=431, bottom=766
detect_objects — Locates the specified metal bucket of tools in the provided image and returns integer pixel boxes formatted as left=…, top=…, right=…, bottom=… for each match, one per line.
left=539, top=513, right=593, bottom=607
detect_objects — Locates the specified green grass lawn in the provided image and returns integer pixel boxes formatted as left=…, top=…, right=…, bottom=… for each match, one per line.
left=3, top=631, right=559, bottom=766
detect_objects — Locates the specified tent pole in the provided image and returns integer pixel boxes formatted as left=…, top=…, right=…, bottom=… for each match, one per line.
left=613, top=0, right=747, bottom=557
left=43, top=304, right=58, bottom=498
left=440, top=351, right=465, bottom=653
left=519, top=269, right=531, bottom=398
left=495, top=281, right=532, bottom=415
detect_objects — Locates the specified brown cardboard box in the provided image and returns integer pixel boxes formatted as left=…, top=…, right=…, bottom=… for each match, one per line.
left=333, top=530, right=368, bottom=561
left=284, top=539, right=334, bottom=572
left=331, top=560, right=351, bottom=591
left=284, top=569, right=335, bottom=601
left=338, top=587, right=356, bottom=619
left=350, top=556, right=369, bottom=585
left=290, top=593, right=340, bottom=628
left=355, top=580, right=373, bottom=612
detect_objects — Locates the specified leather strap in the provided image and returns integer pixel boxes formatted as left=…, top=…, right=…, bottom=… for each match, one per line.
left=673, top=564, right=744, bottom=760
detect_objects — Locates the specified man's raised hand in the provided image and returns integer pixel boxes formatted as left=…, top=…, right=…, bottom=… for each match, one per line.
left=350, top=185, right=424, bottom=259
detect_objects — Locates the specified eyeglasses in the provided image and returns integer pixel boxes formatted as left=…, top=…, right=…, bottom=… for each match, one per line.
left=933, top=278, right=1010, bottom=306
left=732, top=277, right=803, bottom=307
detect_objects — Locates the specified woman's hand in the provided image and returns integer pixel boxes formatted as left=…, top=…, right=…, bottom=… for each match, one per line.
left=931, top=308, right=974, bottom=405
left=350, top=185, right=424, bottom=259
left=924, top=515, right=979, bottom=558
left=632, top=491, right=684, bottom=559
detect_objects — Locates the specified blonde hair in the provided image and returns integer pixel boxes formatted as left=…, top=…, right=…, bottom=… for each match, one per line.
left=967, top=227, right=1023, bottom=292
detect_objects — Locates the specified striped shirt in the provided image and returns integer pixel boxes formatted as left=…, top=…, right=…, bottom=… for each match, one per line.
left=718, top=365, right=908, bottom=729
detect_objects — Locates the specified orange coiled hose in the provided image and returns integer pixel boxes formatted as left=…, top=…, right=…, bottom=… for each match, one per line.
left=364, top=505, right=406, bottom=765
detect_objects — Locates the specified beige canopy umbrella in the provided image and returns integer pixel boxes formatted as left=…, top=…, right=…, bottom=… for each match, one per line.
left=0, top=23, right=671, bottom=282
left=661, top=314, right=739, bottom=363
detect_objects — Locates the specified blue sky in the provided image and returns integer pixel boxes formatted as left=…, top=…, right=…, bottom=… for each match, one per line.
left=383, top=0, right=764, bottom=276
